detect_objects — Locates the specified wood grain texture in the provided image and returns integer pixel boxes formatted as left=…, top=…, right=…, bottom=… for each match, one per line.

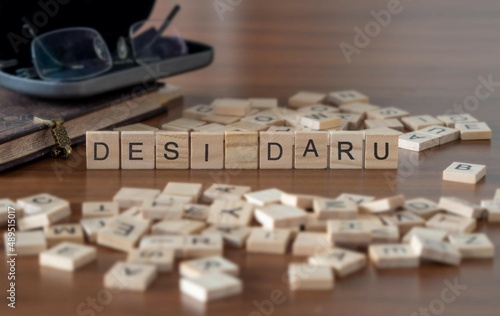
left=2, top=0, right=500, bottom=315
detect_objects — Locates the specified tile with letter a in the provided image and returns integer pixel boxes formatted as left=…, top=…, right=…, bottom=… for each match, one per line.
left=202, top=225, right=252, bottom=248
left=104, top=261, right=157, bottom=292
left=368, top=244, right=419, bottom=269
left=410, top=235, right=461, bottom=266
left=481, top=200, right=500, bottom=223
left=203, top=184, right=252, bottom=202
left=364, top=129, right=400, bottom=169
left=44, top=223, right=84, bottom=247
left=80, top=217, right=111, bottom=243
left=308, top=247, right=366, bottom=277
left=313, top=198, right=358, bottom=220
left=4, top=230, right=47, bottom=255
left=183, top=234, right=224, bottom=258
left=255, top=204, right=308, bottom=229
left=259, top=131, right=294, bottom=169
left=327, top=89, right=369, bottom=105
left=16, top=193, right=71, bottom=230
left=86, top=131, right=120, bottom=169
left=288, top=263, right=334, bottom=291
left=207, top=200, right=254, bottom=226
left=190, top=131, right=224, bottom=169
left=224, top=131, right=259, bottom=169
left=443, top=162, right=486, bottom=184
left=39, top=242, right=97, bottom=271
left=156, top=131, right=190, bottom=169
left=426, top=213, right=476, bottom=234
left=380, top=211, right=425, bottom=234
left=402, top=227, right=448, bottom=244
left=288, top=91, right=327, bottom=108
left=112, top=187, right=160, bottom=208
left=182, top=104, right=215, bottom=120
left=294, top=131, right=328, bottom=169
left=401, top=115, right=444, bottom=131
left=404, top=198, right=441, bottom=219
left=81, top=202, right=119, bottom=218
left=330, top=131, right=364, bottom=169
left=179, top=272, right=242, bottom=302
left=127, top=248, right=175, bottom=272
left=292, top=232, right=330, bottom=256
left=417, top=125, right=460, bottom=145
left=438, top=196, right=485, bottom=218
left=436, top=114, right=478, bottom=128
left=398, top=132, right=439, bottom=152
left=244, top=188, right=285, bottom=206
left=180, top=255, right=239, bottom=278
left=448, top=233, right=495, bottom=259
left=139, top=235, right=185, bottom=258
left=120, top=131, right=155, bottom=169
left=97, top=217, right=150, bottom=252
left=246, top=228, right=292, bottom=254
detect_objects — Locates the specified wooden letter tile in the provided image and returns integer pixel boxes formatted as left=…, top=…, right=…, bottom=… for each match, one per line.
left=39, top=242, right=96, bottom=271
left=364, top=119, right=404, bottom=132
left=163, top=182, right=203, bottom=201
left=366, top=107, right=409, bottom=120
left=410, top=235, right=461, bottom=266
left=281, top=193, right=318, bottom=209
left=364, top=130, right=400, bottom=169
left=246, top=228, right=291, bottom=254
left=202, top=225, right=252, bottom=248
left=326, top=219, right=375, bottom=247
left=418, top=125, right=460, bottom=145
left=401, top=115, right=444, bottom=131
left=141, top=197, right=185, bottom=221
left=398, top=132, right=440, bottom=152
left=327, top=90, right=369, bottom=105
left=404, top=198, right=441, bottom=219
left=183, top=204, right=210, bottom=221
left=292, top=232, right=330, bottom=256
left=112, top=187, right=160, bottom=208
left=380, top=211, right=425, bottom=234
left=203, top=184, right=252, bottom=202
left=368, top=244, right=419, bottom=269
left=336, top=193, right=375, bottom=205
left=456, top=122, right=492, bottom=140
left=207, top=200, right=254, bottom=226
left=152, top=220, right=206, bottom=235
left=249, top=98, right=278, bottom=110
left=313, top=198, right=358, bottom=220
left=182, top=104, right=215, bottom=120
left=224, top=131, right=259, bottom=169
left=299, top=112, right=341, bottom=130
left=120, top=131, right=155, bottom=169
left=436, top=114, right=478, bottom=127
left=438, top=196, right=484, bottom=218
left=288, top=263, right=334, bottom=291
left=259, top=131, right=294, bottom=169
left=402, top=227, right=448, bottom=244
left=288, top=91, right=327, bottom=108
left=308, top=247, right=366, bottom=277
left=359, top=194, right=405, bottom=214
left=44, top=224, right=84, bottom=247
left=127, top=248, right=174, bottom=272
left=104, top=261, right=157, bottom=292
left=213, top=98, right=252, bottom=116
left=339, top=102, right=379, bottom=115
left=244, top=188, right=285, bottom=206
left=16, top=193, right=71, bottom=230
left=86, top=131, right=120, bottom=169
left=155, top=131, right=189, bottom=169
left=190, top=132, right=224, bottom=169
left=255, top=204, right=308, bottom=228
left=81, top=202, right=119, bottom=218
left=444, top=160, right=486, bottom=184
left=481, top=200, right=500, bottom=222
left=294, top=131, right=328, bottom=169
left=180, top=255, right=239, bottom=278
left=183, top=234, right=224, bottom=258
left=370, top=226, right=400, bottom=243
left=161, top=118, right=206, bottom=132
left=80, top=217, right=111, bottom=243
left=3, top=230, right=46, bottom=255
left=179, top=272, right=242, bottom=302
left=330, top=131, right=364, bottom=169
left=114, top=123, right=158, bottom=132
left=97, top=217, right=150, bottom=252
left=139, top=235, right=185, bottom=258
left=426, top=213, right=476, bottom=234
left=448, top=233, right=494, bottom=259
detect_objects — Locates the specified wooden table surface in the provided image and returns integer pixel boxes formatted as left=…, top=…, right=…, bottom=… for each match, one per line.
left=2, top=0, right=500, bottom=315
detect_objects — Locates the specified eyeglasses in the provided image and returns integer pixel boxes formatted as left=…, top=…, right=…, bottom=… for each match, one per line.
left=25, top=4, right=187, bottom=82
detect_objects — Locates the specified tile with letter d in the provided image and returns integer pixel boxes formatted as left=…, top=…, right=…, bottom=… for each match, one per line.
left=259, top=131, right=294, bottom=169
left=86, top=131, right=120, bottom=169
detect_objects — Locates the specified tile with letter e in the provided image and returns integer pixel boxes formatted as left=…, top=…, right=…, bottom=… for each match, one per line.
left=448, top=233, right=495, bottom=259
left=455, top=122, right=492, bottom=140
left=288, top=91, right=327, bottom=108
left=207, top=200, right=254, bottom=226
left=203, top=184, right=252, bottom=202
left=438, top=196, right=484, bottom=218
left=398, top=132, right=439, bottom=152
left=44, top=223, right=84, bottom=247
left=190, top=132, right=224, bottom=169
left=120, top=131, right=155, bottom=169
left=327, top=89, right=369, bottom=105
left=294, top=131, right=328, bottom=169
left=364, top=129, right=400, bottom=169
left=246, top=228, right=292, bottom=254
left=97, top=217, right=150, bottom=252
left=104, top=261, right=157, bottom=292
left=81, top=201, right=119, bottom=218
left=180, top=255, right=239, bottom=278
left=224, top=131, right=259, bottom=169
left=127, top=248, right=174, bottom=272
left=259, top=131, right=294, bottom=169
left=401, top=115, right=444, bottom=131
left=255, top=204, right=308, bottom=229
left=183, top=234, right=224, bottom=258
left=292, top=232, right=330, bottom=256
left=179, top=272, right=242, bottom=302
left=436, top=114, right=478, bottom=127
left=313, top=198, right=358, bottom=220
left=368, top=244, right=419, bottom=269
left=155, top=131, right=189, bottom=169
left=16, top=193, right=71, bottom=230
left=404, top=198, right=441, bottom=219
left=39, top=242, right=96, bottom=271
left=112, top=187, right=160, bottom=208
left=4, top=230, right=47, bottom=255
left=426, top=213, right=476, bottom=234
left=330, top=131, right=364, bottom=169
left=308, top=247, right=366, bottom=277
left=443, top=162, right=487, bottom=184
left=288, top=263, right=334, bottom=291
left=203, top=225, right=252, bottom=248
left=86, top=131, right=120, bottom=169
left=410, top=235, right=461, bottom=266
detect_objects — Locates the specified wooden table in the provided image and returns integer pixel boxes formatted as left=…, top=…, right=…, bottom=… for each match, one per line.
left=2, top=0, right=500, bottom=315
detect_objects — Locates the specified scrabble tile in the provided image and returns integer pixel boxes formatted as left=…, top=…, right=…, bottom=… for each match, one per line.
left=213, top=98, right=252, bottom=116
left=336, top=193, right=375, bottom=205
left=207, top=200, right=254, bottom=226
left=244, top=188, right=285, bottom=206
left=294, top=131, right=328, bottom=169
left=336, top=113, right=364, bottom=130
left=113, top=123, right=158, bottom=132
left=0, top=199, right=22, bottom=226
left=368, top=244, right=419, bottom=269
left=255, top=204, right=308, bottom=229
left=326, top=219, right=375, bottom=247
left=120, top=131, right=155, bottom=169
left=246, top=228, right=292, bottom=254
left=127, top=248, right=174, bottom=272
left=139, top=235, right=185, bottom=258
left=97, top=217, right=150, bottom=252
left=183, top=234, right=224, bottom=258
left=180, top=256, right=239, bottom=278
left=292, top=232, right=330, bottom=256
left=402, top=227, right=448, bottom=244
left=304, top=214, right=328, bottom=232
left=404, top=198, right=441, bottom=219
left=366, top=107, right=409, bottom=120
left=119, top=206, right=149, bottom=220
left=448, top=233, right=495, bottom=259
left=494, top=188, right=500, bottom=201
left=86, top=131, right=120, bottom=169
left=249, top=98, right=278, bottom=110
left=152, top=220, right=206, bottom=235
left=410, top=235, right=461, bottom=266
left=241, top=111, right=285, bottom=127
left=203, top=225, right=252, bottom=248
left=182, top=204, right=210, bottom=221
left=16, top=194, right=71, bottom=230
left=439, top=196, right=484, bottom=218
left=288, top=91, right=327, bottom=108
left=443, top=162, right=486, bottom=185
left=297, top=104, right=339, bottom=114
left=364, top=119, right=404, bottom=132
left=308, top=247, right=366, bottom=277
left=339, top=102, right=379, bottom=115
left=288, top=263, right=334, bottom=291
left=39, top=242, right=96, bottom=271
left=44, top=224, right=84, bottom=247
left=163, top=182, right=203, bottom=201
left=329, top=131, right=364, bottom=169
left=203, top=184, right=252, bottom=202
left=299, top=112, right=341, bottom=130
left=141, top=197, right=185, bottom=220
left=356, top=214, right=385, bottom=226
left=426, top=213, right=476, bottom=234
left=228, top=120, right=269, bottom=132
left=190, top=131, right=224, bottom=169
left=183, top=104, right=215, bottom=120
left=281, top=193, right=318, bottom=209
left=380, top=211, right=425, bottom=234
left=193, top=123, right=238, bottom=132
left=224, top=131, right=259, bottom=169
left=359, top=195, right=405, bottom=214
left=155, top=131, right=189, bottom=169
left=456, top=122, right=492, bottom=140
left=158, top=84, right=183, bottom=103
left=418, top=125, right=460, bottom=145
left=313, top=198, right=358, bottom=220
left=328, top=90, right=369, bottom=105
left=259, top=131, right=294, bottom=169
left=364, top=130, right=399, bottom=169
left=480, top=200, right=500, bottom=222
left=202, top=114, right=241, bottom=125
left=401, top=115, right=444, bottom=131
left=370, top=225, right=400, bottom=243
left=112, top=187, right=160, bottom=208
left=104, top=261, right=157, bottom=292
left=80, top=217, right=111, bottom=243
left=436, top=114, right=478, bottom=128
left=3, top=230, right=46, bottom=255
left=179, top=272, right=242, bottom=302
left=161, top=118, right=206, bottom=132
left=81, top=202, right=119, bottom=218
left=398, top=132, right=440, bottom=152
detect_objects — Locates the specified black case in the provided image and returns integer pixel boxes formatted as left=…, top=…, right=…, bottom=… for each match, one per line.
left=0, top=0, right=213, bottom=99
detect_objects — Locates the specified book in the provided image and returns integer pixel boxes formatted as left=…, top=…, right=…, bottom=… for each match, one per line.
left=0, top=84, right=181, bottom=172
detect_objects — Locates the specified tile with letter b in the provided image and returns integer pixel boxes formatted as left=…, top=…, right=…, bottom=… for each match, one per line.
left=127, top=248, right=174, bottom=272
left=294, top=131, right=328, bottom=169
left=224, top=131, right=259, bottom=169
left=190, top=132, right=224, bottom=169
left=39, top=242, right=96, bottom=271
left=442, top=161, right=486, bottom=184
left=86, top=131, right=120, bottom=169
left=448, top=233, right=495, bottom=259
left=368, top=244, right=419, bottom=269
left=308, top=247, right=366, bottom=277
left=330, top=131, right=364, bottom=169
left=156, top=131, right=190, bottom=169
left=179, top=272, right=242, bottom=302
left=180, top=255, right=239, bottom=278
left=259, top=131, right=294, bottom=169
left=104, top=261, right=157, bottom=292
left=120, top=131, right=155, bottom=169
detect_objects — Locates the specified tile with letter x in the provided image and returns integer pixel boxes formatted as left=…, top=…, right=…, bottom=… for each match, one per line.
left=97, top=217, right=150, bottom=252
left=246, top=228, right=292, bottom=254
left=308, top=247, right=366, bottom=277
left=104, top=261, right=157, bottom=292
left=127, top=248, right=175, bottom=272
left=39, top=242, right=97, bottom=271
left=44, top=223, right=84, bottom=247
left=207, top=200, right=254, bottom=226
left=442, top=162, right=486, bottom=184
left=180, top=255, right=239, bottom=278
left=368, top=244, right=419, bottom=269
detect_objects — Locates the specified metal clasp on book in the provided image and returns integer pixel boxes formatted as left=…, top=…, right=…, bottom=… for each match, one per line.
left=34, top=117, right=72, bottom=159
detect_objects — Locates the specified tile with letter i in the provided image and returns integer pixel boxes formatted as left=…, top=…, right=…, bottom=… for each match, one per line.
left=120, top=131, right=155, bottom=169
left=292, top=232, right=330, bottom=256
left=455, top=122, right=492, bottom=140
left=308, top=247, right=366, bottom=277
left=179, top=255, right=239, bottom=278
left=127, top=248, right=175, bottom=272
left=207, top=200, right=254, bottom=226
left=224, top=131, right=259, bottom=169
left=203, top=184, right=252, bottom=202
left=155, top=131, right=190, bottom=169
left=104, top=261, right=157, bottom=292
left=81, top=201, right=119, bottom=218
left=97, top=217, right=150, bottom=252
left=39, top=242, right=97, bottom=271
left=448, top=233, right=495, bottom=259
left=179, top=272, right=242, bottom=302
left=443, top=162, right=486, bottom=184
left=202, top=225, right=252, bottom=248
left=410, top=235, right=461, bottom=266
left=327, top=89, right=369, bottom=105
left=294, top=131, right=328, bottom=169
left=363, top=129, right=400, bottom=169
left=86, top=131, right=120, bottom=169
left=330, top=131, right=364, bottom=169
left=368, top=244, right=419, bottom=269
left=183, top=234, right=224, bottom=258
left=44, top=224, right=84, bottom=247
left=190, top=132, right=224, bottom=169
left=426, top=213, right=476, bottom=234
left=259, top=131, right=294, bottom=169
left=3, top=230, right=47, bottom=255
left=401, top=115, right=444, bottom=131
left=288, top=263, right=334, bottom=291
left=246, top=228, right=292, bottom=254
